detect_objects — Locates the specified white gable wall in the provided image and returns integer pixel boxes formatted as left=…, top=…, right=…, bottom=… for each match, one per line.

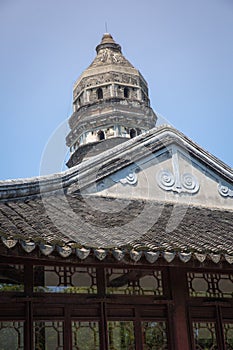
left=84, top=144, right=233, bottom=211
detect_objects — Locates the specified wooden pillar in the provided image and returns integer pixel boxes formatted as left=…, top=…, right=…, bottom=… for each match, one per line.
left=216, top=305, right=226, bottom=350
left=169, top=267, right=190, bottom=350
left=134, top=309, right=143, bottom=350
left=25, top=300, right=33, bottom=350
left=64, top=306, right=72, bottom=350
left=24, top=264, right=33, bottom=350
left=97, top=268, right=108, bottom=350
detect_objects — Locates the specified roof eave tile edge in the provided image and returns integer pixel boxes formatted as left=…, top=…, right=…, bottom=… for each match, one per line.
left=1, top=237, right=233, bottom=264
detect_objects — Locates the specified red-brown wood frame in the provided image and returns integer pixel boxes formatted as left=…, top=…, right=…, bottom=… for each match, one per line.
left=0, top=252, right=232, bottom=350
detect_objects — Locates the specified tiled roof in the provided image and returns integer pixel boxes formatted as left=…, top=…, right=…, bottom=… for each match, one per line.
left=0, top=193, right=232, bottom=263
left=0, top=125, right=232, bottom=264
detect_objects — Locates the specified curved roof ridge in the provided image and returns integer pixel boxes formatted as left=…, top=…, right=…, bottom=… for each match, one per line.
left=0, top=124, right=232, bottom=201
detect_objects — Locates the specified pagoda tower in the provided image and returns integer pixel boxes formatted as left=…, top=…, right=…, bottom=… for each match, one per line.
left=66, top=33, right=157, bottom=167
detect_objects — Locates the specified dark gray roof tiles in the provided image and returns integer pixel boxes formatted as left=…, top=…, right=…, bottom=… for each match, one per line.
left=0, top=193, right=232, bottom=263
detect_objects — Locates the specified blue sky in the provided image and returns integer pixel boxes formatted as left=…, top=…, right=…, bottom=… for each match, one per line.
left=0, top=0, right=232, bottom=180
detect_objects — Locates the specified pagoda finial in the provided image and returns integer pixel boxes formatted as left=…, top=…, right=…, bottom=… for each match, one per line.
left=96, top=33, right=122, bottom=53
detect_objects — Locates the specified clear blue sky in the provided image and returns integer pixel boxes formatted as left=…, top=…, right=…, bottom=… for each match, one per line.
left=0, top=0, right=232, bottom=180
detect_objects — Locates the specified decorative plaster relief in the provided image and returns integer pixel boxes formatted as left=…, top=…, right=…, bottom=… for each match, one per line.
left=75, top=70, right=140, bottom=96
left=157, top=170, right=199, bottom=194
left=156, top=147, right=199, bottom=194
left=119, top=171, right=138, bottom=185
left=218, top=183, right=233, bottom=198
left=111, top=168, right=138, bottom=186
left=100, top=49, right=121, bottom=63
left=97, top=181, right=106, bottom=191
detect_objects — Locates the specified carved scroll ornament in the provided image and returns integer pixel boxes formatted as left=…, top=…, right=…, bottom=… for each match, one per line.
left=157, top=170, right=199, bottom=194
left=218, top=183, right=233, bottom=198
left=119, top=171, right=138, bottom=185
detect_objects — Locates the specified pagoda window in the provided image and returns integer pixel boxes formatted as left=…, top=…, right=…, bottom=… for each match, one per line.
left=130, top=128, right=136, bottom=138
left=97, top=130, right=105, bottom=140
left=97, top=88, right=103, bottom=100
left=124, top=87, right=129, bottom=98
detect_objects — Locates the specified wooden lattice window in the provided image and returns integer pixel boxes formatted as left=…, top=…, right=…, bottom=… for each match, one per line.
left=105, top=268, right=163, bottom=296
left=34, top=321, right=63, bottom=349
left=108, top=321, right=135, bottom=350
left=187, top=272, right=233, bottom=298
left=224, top=323, right=233, bottom=349
left=34, top=266, right=97, bottom=293
left=72, top=321, right=99, bottom=349
left=0, top=321, right=24, bottom=349
left=193, top=322, right=217, bottom=350
left=142, top=321, right=168, bottom=349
